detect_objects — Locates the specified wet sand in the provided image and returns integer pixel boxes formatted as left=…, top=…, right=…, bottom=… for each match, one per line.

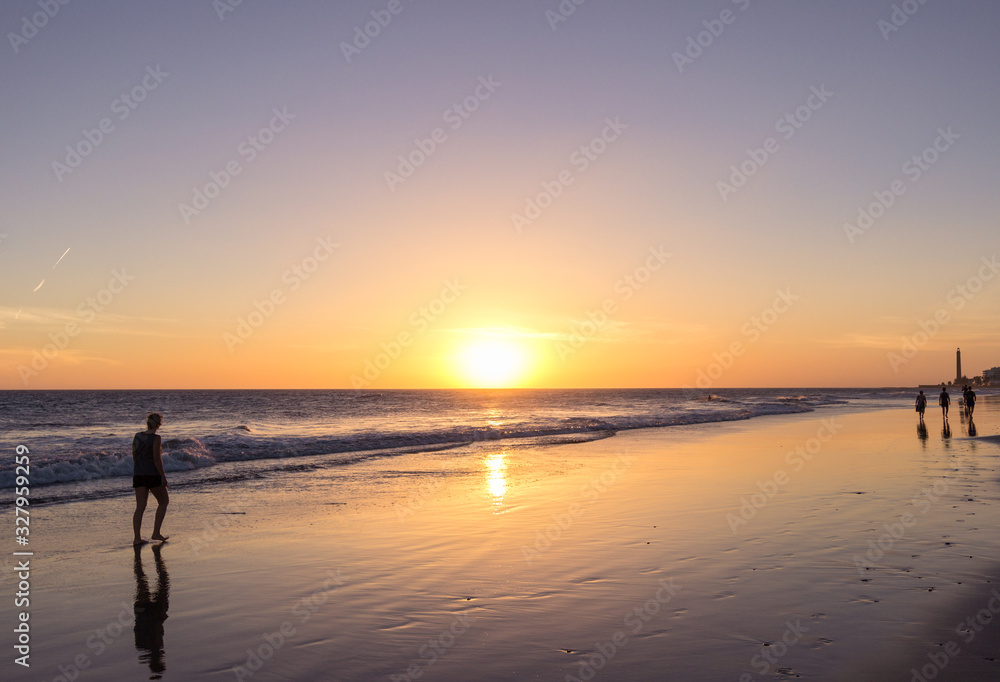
left=3, top=401, right=999, bottom=681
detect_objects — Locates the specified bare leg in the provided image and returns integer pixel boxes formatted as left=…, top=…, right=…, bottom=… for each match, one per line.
left=150, top=486, right=170, bottom=541
left=134, top=487, right=150, bottom=545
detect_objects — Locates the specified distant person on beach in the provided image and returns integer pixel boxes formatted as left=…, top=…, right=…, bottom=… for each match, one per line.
left=915, top=390, right=926, bottom=420
left=939, top=388, right=950, bottom=418
left=132, top=413, right=169, bottom=545
left=964, top=386, right=976, bottom=417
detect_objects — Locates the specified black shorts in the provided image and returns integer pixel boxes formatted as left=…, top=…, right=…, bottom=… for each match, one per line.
left=133, top=474, right=163, bottom=489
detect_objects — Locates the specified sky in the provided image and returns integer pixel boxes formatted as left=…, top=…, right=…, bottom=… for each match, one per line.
left=1, top=0, right=999, bottom=389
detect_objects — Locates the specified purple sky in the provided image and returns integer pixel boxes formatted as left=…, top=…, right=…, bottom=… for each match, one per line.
left=2, top=1, right=999, bottom=388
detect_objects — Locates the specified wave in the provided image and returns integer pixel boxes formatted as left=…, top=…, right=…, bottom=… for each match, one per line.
left=0, top=396, right=851, bottom=490
left=0, top=438, right=216, bottom=488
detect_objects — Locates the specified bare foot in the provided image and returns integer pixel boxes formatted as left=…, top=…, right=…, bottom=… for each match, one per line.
left=133, top=539, right=148, bottom=546
left=152, top=534, right=169, bottom=542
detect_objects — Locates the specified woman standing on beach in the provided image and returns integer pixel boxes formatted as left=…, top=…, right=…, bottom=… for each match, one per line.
left=132, top=413, right=169, bottom=545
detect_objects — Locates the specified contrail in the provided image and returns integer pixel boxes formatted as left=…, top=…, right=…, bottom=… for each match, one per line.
left=33, top=280, right=45, bottom=292
left=52, top=247, right=71, bottom=268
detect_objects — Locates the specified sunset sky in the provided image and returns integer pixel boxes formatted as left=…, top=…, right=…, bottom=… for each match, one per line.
left=2, top=0, right=999, bottom=389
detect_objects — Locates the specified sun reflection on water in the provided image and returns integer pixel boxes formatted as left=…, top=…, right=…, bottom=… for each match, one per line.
left=484, top=451, right=508, bottom=507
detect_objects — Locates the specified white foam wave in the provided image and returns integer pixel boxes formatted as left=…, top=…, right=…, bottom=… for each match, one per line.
left=0, top=402, right=824, bottom=490
left=0, top=438, right=216, bottom=488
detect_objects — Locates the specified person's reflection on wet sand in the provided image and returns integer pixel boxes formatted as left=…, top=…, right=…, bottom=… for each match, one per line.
left=967, top=417, right=977, bottom=437
left=133, top=543, right=169, bottom=679
left=941, top=420, right=952, bottom=441
left=916, top=420, right=928, bottom=444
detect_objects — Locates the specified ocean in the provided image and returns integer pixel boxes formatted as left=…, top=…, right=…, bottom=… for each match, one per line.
left=0, top=388, right=915, bottom=506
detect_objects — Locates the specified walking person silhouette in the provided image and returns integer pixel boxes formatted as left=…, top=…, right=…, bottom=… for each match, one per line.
left=132, top=413, right=169, bottom=545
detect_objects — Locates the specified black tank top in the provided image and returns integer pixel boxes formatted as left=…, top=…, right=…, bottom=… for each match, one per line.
left=132, top=432, right=159, bottom=476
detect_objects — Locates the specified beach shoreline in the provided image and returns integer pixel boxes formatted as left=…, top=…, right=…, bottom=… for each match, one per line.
left=3, top=400, right=1000, bottom=681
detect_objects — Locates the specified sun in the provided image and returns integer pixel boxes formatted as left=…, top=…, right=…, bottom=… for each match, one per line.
left=455, top=338, right=530, bottom=388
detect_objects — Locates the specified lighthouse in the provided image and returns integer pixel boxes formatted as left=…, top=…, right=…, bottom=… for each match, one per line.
left=956, top=347, right=962, bottom=384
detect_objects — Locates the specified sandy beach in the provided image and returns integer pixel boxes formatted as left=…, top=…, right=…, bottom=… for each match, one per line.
left=4, top=400, right=1000, bottom=681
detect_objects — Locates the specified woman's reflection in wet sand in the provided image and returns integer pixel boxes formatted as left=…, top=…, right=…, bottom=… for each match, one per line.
left=133, top=543, right=169, bottom=679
